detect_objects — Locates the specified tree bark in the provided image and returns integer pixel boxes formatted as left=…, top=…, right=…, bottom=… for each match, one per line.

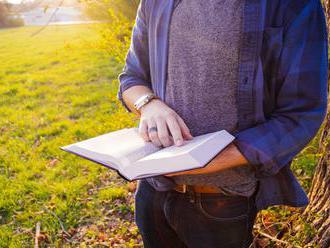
left=301, top=2, right=330, bottom=247
left=303, top=112, right=330, bottom=247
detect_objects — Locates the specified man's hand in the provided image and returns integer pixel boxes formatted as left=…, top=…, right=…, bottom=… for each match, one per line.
left=122, top=85, right=193, bottom=147
left=139, top=99, right=193, bottom=147
left=165, top=143, right=250, bottom=176
left=122, top=87, right=250, bottom=175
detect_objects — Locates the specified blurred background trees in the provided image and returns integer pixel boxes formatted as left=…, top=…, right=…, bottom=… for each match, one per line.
left=0, top=2, right=24, bottom=28
left=83, top=0, right=139, bottom=21
left=82, top=0, right=139, bottom=63
left=0, top=3, right=10, bottom=27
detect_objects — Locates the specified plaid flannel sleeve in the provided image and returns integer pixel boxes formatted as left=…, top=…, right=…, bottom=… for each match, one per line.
left=234, top=0, right=328, bottom=178
left=117, top=0, right=152, bottom=112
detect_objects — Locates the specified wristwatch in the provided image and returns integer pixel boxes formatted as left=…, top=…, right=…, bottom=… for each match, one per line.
left=134, top=93, right=159, bottom=113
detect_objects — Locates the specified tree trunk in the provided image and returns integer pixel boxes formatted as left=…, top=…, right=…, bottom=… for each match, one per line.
left=303, top=112, right=330, bottom=247
left=325, top=0, right=330, bottom=26
left=301, top=2, right=330, bottom=247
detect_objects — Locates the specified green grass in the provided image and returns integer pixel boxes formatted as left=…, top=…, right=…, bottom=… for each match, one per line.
left=0, top=25, right=140, bottom=247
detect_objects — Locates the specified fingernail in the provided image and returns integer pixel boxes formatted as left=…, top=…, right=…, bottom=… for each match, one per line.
left=175, top=139, right=183, bottom=146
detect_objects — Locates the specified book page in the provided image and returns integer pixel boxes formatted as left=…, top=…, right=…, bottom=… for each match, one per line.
left=137, top=131, right=216, bottom=161
left=62, top=128, right=160, bottom=167
left=118, top=141, right=161, bottom=167
left=125, top=130, right=235, bottom=180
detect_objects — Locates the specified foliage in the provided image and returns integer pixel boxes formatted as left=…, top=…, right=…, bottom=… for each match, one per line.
left=82, top=0, right=139, bottom=21
left=6, top=17, right=25, bottom=28
left=82, top=0, right=138, bottom=64
left=0, top=3, right=24, bottom=28
left=0, top=3, right=9, bottom=26
left=96, top=11, right=133, bottom=64
left=0, top=24, right=141, bottom=247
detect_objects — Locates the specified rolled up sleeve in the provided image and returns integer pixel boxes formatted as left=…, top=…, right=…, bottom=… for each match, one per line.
left=234, top=0, right=328, bottom=178
left=117, top=0, right=152, bottom=112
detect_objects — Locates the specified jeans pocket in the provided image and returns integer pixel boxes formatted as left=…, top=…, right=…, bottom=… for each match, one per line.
left=196, top=193, right=249, bottom=221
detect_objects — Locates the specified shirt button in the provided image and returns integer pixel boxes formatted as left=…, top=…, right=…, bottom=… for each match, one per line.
left=243, top=77, right=248, bottom=84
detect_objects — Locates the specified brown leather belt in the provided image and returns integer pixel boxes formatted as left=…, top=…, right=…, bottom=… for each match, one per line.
left=174, top=184, right=223, bottom=194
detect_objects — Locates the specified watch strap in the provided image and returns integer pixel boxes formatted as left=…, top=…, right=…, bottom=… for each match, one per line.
left=134, top=93, right=159, bottom=112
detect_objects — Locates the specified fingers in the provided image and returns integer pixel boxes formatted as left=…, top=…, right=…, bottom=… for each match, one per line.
left=138, top=119, right=150, bottom=142
left=176, top=115, right=193, bottom=140
left=147, top=119, right=162, bottom=147
left=138, top=103, right=193, bottom=148
left=156, top=118, right=173, bottom=147
left=166, top=114, right=184, bottom=146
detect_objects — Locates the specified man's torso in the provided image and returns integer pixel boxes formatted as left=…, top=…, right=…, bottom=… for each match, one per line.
left=164, top=0, right=258, bottom=197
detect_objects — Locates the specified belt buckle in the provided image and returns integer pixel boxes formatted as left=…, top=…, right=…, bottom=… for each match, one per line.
left=176, top=184, right=187, bottom=193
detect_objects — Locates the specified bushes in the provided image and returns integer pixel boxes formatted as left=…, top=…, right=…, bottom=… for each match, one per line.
left=83, top=0, right=139, bottom=64
left=97, top=10, right=133, bottom=64
left=5, top=16, right=25, bottom=28
left=83, top=0, right=139, bottom=21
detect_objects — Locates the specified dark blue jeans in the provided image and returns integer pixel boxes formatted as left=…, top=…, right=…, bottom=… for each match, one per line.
left=134, top=179, right=258, bottom=248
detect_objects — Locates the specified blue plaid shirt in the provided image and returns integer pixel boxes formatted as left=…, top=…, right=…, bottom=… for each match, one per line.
left=118, top=0, right=328, bottom=210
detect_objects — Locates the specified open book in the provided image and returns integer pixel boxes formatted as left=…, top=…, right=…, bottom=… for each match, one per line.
left=61, top=128, right=235, bottom=181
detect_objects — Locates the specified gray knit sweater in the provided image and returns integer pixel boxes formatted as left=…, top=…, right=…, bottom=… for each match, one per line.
left=165, top=0, right=257, bottom=197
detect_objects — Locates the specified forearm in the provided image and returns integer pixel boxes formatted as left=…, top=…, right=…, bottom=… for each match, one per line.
left=205, top=143, right=250, bottom=173
left=122, top=85, right=153, bottom=115
left=166, top=143, right=250, bottom=177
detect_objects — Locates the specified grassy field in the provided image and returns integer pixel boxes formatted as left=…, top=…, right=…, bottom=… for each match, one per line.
left=0, top=24, right=141, bottom=247
left=0, top=24, right=322, bottom=247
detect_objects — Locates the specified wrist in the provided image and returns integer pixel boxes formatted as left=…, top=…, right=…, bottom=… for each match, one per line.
left=134, top=93, right=159, bottom=114
left=139, top=98, right=162, bottom=115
